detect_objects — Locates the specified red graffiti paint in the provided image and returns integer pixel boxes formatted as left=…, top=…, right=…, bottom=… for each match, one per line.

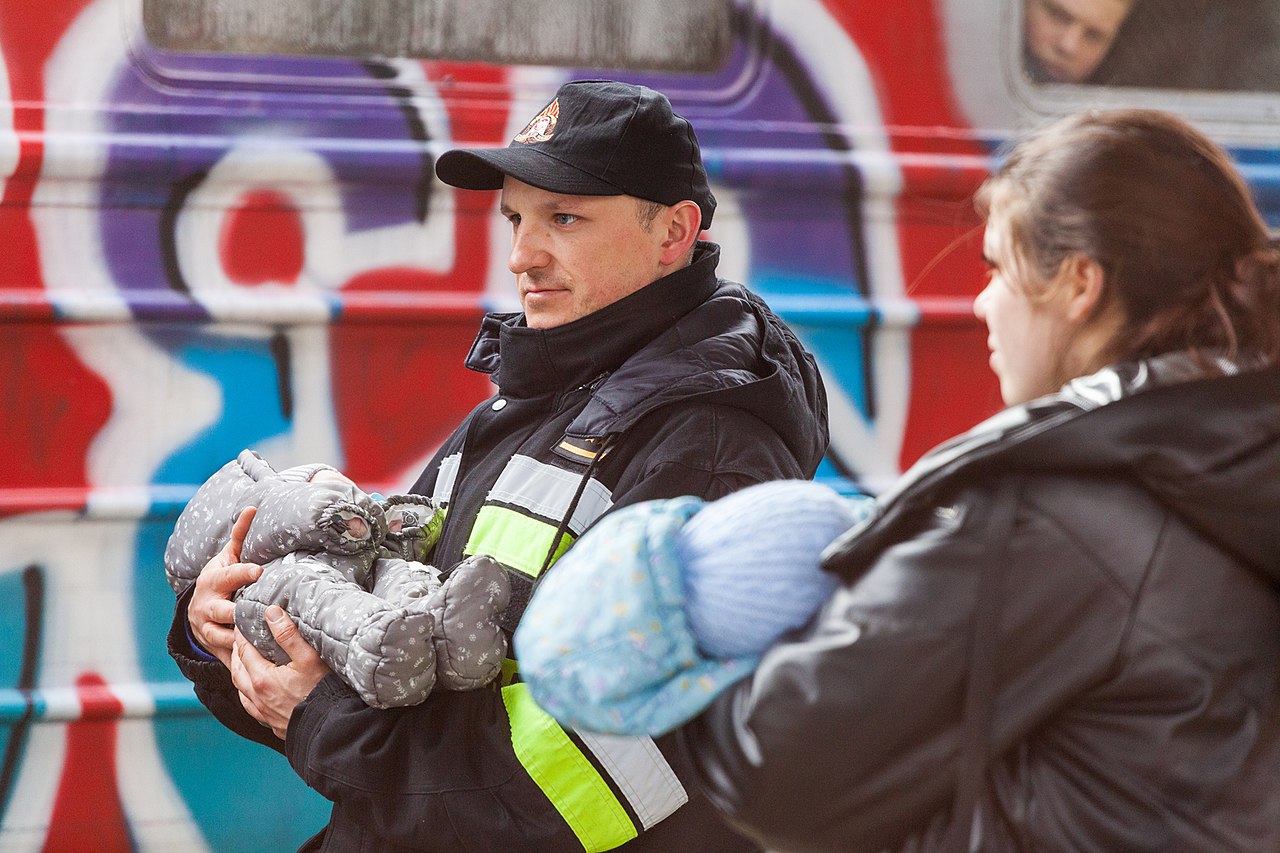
left=0, top=0, right=113, bottom=511
left=0, top=328, right=111, bottom=505
left=821, top=0, right=1001, bottom=466
left=219, top=189, right=306, bottom=286
left=42, top=674, right=131, bottom=853
left=0, top=0, right=92, bottom=286
left=327, top=315, right=492, bottom=486
left=330, top=64, right=511, bottom=485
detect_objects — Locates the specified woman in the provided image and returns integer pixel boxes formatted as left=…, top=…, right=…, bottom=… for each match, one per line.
left=517, top=109, right=1280, bottom=851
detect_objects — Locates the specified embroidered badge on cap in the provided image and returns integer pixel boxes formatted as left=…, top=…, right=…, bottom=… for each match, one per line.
left=513, top=98, right=559, bottom=144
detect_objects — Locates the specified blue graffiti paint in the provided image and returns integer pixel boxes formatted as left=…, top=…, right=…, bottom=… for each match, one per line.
left=0, top=566, right=43, bottom=825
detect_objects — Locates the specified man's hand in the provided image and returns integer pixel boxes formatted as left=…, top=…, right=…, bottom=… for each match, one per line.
left=188, top=507, right=262, bottom=668
left=230, top=606, right=331, bottom=740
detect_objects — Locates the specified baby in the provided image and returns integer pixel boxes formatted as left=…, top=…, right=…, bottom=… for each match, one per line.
left=515, top=480, right=873, bottom=735
left=165, top=449, right=510, bottom=709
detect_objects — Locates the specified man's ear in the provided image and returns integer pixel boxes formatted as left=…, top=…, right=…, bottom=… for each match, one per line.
left=1059, top=252, right=1107, bottom=323
left=659, top=200, right=703, bottom=266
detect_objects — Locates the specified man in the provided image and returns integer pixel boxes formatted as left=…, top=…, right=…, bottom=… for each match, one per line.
left=1023, top=0, right=1135, bottom=83
left=168, top=79, right=829, bottom=852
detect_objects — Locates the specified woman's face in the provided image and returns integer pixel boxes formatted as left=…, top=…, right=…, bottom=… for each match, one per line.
left=974, top=208, right=1078, bottom=406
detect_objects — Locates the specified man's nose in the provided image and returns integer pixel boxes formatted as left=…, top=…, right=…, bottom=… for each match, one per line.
left=509, top=227, right=550, bottom=274
left=1056, top=24, right=1085, bottom=55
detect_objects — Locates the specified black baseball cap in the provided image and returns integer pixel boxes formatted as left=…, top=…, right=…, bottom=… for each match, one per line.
left=436, top=80, right=716, bottom=229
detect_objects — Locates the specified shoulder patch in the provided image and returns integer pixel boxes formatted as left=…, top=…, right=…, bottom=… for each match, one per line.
left=553, top=435, right=610, bottom=463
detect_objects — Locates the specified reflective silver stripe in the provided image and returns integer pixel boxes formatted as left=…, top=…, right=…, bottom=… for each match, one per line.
left=433, top=453, right=461, bottom=507
left=575, top=730, right=688, bottom=831
left=487, top=455, right=613, bottom=534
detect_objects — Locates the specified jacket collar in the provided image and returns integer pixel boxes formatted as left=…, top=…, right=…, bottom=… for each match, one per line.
left=824, top=351, right=1280, bottom=580
left=465, top=242, right=721, bottom=399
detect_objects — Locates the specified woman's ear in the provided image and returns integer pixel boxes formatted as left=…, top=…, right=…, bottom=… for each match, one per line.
left=1058, top=253, right=1107, bottom=323
left=659, top=200, right=703, bottom=267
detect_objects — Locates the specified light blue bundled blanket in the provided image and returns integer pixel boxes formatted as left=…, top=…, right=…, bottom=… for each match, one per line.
left=515, top=480, right=873, bottom=735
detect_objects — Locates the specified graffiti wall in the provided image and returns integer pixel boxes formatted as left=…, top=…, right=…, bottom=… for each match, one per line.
left=0, top=0, right=1276, bottom=849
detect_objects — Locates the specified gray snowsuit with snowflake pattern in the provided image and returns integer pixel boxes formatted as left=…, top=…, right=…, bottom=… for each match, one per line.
left=164, top=449, right=510, bottom=709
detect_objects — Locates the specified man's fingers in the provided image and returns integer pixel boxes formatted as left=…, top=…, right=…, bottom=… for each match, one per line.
left=230, top=627, right=296, bottom=740
left=198, top=621, right=235, bottom=651
left=230, top=630, right=269, bottom=695
left=227, top=506, right=257, bottom=562
left=233, top=627, right=271, bottom=670
left=186, top=510, right=262, bottom=669
left=238, top=691, right=268, bottom=727
left=207, top=597, right=237, bottom=626
left=229, top=632, right=247, bottom=685
left=265, top=606, right=317, bottom=664
left=188, top=558, right=259, bottom=658
left=230, top=645, right=271, bottom=728
left=202, top=559, right=262, bottom=597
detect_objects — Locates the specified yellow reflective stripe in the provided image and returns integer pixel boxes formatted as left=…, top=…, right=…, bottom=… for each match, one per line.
left=499, top=657, right=520, bottom=687
left=502, top=683, right=637, bottom=852
left=464, top=505, right=572, bottom=578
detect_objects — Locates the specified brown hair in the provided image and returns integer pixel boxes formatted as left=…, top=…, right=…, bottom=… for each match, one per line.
left=976, top=109, right=1280, bottom=367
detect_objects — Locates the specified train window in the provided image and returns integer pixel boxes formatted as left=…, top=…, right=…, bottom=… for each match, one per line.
left=142, top=0, right=733, bottom=73
left=1020, top=0, right=1280, bottom=92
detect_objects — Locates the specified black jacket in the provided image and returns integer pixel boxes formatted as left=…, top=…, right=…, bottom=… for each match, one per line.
left=687, top=354, right=1280, bottom=852
left=169, top=241, right=829, bottom=852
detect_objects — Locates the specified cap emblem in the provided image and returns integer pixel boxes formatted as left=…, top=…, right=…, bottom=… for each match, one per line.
left=513, top=98, right=559, bottom=144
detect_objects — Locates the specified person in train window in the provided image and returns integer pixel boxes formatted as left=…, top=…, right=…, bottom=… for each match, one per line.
left=1022, top=0, right=1136, bottom=83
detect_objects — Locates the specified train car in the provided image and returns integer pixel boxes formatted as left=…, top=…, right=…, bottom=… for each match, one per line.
left=1, top=0, right=1277, bottom=849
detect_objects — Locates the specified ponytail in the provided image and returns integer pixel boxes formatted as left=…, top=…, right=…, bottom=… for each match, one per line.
left=980, top=110, right=1280, bottom=368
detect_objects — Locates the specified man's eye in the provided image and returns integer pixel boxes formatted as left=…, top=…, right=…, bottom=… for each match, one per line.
left=1043, top=2, right=1071, bottom=23
left=507, top=214, right=521, bottom=227
left=554, top=213, right=579, bottom=226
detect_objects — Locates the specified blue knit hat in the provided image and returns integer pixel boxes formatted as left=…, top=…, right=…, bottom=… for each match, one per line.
left=677, top=480, right=873, bottom=659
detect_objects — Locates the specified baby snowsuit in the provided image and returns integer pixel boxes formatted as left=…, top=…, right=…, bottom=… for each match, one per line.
left=165, top=449, right=511, bottom=709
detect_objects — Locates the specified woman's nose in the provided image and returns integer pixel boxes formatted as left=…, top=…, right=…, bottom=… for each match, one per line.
left=973, top=280, right=992, bottom=320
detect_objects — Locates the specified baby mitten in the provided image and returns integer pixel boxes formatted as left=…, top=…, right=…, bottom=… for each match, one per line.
left=677, top=480, right=874, bottom=659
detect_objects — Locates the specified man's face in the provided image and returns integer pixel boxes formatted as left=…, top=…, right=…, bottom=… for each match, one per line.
left=500, top=178, right=669, bottom=329
left=1024, top=0, right=1134, bottom=83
